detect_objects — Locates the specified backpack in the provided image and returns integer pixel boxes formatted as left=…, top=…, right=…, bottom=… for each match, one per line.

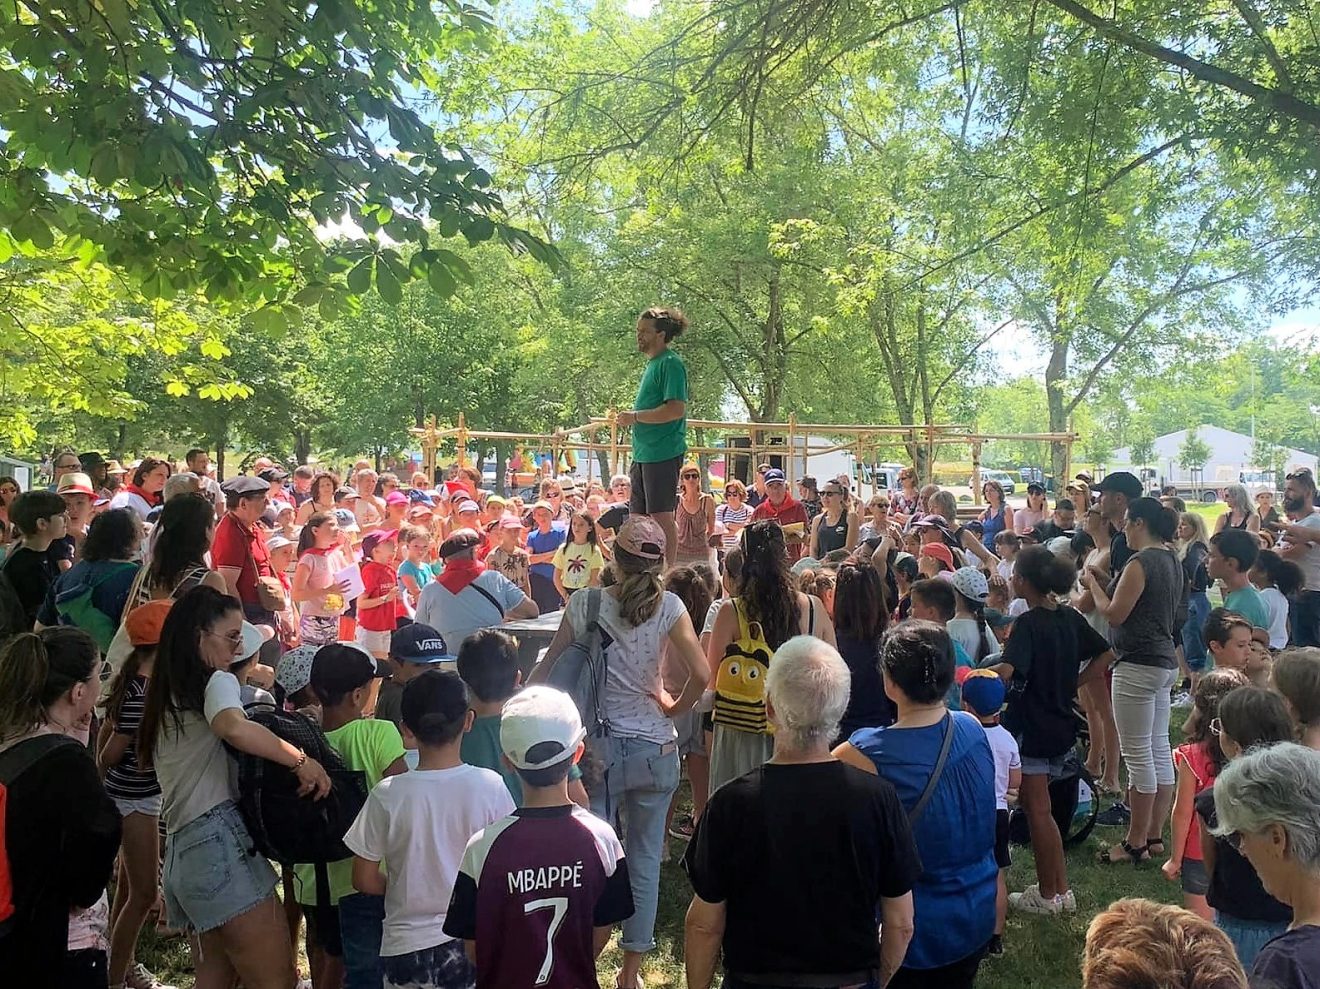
left=54, top=562, right=138, bottom=653
left=0, top=552, right=27, bottom=648
left=547, top=588, right=611, bottom=736
left=0, top=734, right=79, bottom=935
left=711, top=599, right=774, bottom=734
left=228, top=708, right=368, bottom=906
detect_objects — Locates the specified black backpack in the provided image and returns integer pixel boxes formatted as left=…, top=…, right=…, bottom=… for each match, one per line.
left=1008, top=750, right=1099, bottom=848
left=228, top=708, right=368, bottom=905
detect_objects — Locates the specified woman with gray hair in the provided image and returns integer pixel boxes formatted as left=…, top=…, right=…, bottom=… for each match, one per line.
left=1216, top=484, right=1262, bottom=536
left=684, top=636, right=919, bottom=989
left=1213, top=742, right=1320, bottom=987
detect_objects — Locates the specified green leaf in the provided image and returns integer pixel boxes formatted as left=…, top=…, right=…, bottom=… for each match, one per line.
left=375, top=259, right=403, bottom=304
left=427, top=262, right=457, bottom=297
left=347, top=257, right=374, bottom=294
left=464, top=216, right=495, bottom=244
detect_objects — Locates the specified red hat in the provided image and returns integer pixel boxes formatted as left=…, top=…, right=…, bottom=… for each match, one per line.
left=125, top=600, right=173, bottom=647
left=385, top=491, right=408, bottom=507
left=920, top=542, right=955, bottom=572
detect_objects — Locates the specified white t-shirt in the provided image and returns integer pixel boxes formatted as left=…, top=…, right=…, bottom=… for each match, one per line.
left=1260, top=586, right=1291, bottom=650
left=153, top=670, right=244, bottom=832
left=108, top=489, right=153, bottom=521
left=567, top=587, right=687, bottom=744
left=701, top=598, right=724, bottom=637
left=415, top=570, right=527, bottom=653
left=343, top=765, right=514, bottom=956
left=1284, top=512, right=1320, bottom=591
left=983, top=723, right=1021, bottom=811
left=996, top=559, right=1014, bottom=582
left=947, top=616, right=1000, bottom=663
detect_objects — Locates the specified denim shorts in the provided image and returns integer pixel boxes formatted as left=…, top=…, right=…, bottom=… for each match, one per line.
left=114, top=792, right=163, bottom=818
left=1020, top=752, right=1070, bottom=778
left=383, top=939, right=474, bottom=989
left=673, top=708, right=705, bottom=757
left=162, top=800, right=278, bottom=933
left=1181, top=857, right=1209, bottom=896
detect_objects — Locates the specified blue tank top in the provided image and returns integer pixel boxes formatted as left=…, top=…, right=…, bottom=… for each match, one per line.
left=980, top=506, right=1007, bottom=550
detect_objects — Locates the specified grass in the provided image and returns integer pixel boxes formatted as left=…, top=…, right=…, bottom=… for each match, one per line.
left=140, top=714, right=1190, bottom=989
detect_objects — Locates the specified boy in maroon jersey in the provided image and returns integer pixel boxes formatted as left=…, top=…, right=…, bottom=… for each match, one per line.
left=444, top=687, right=634, bottom=989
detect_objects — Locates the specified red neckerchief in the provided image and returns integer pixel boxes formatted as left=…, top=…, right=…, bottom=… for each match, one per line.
left=437, top=557, right=485, bottom=594
left=125, top=483, right=162, bottom=507
left=304, top=546, right=333, bottom=556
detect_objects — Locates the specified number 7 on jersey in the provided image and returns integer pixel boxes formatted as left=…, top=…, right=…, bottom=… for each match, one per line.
left=524, top=896, right=569, bottom=985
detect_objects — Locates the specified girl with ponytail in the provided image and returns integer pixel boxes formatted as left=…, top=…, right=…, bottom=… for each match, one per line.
left=0, top=628, right=121, bottom=985
left=991, top=545, right=1115, bottom=909
left=533, top=516, right=707, bottom=989
left=705, top=520, right=838, bottom=793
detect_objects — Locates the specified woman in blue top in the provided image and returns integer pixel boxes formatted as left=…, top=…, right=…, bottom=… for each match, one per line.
left=835, top=620, right=998, bottom=989
left=978, top=480, right=1013, bottom=552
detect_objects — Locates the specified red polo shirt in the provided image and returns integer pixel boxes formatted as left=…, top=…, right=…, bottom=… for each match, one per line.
left=212, top=512, right=274, bottom=606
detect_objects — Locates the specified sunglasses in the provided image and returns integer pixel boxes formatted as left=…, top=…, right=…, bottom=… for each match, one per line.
left=1209, top=717, right=1222, bottom=736
left=1287, top=468, right=1313, bottom=480
left=822, top=489, right=843, bottom=497
left=682, top=472, right=700, bottom=480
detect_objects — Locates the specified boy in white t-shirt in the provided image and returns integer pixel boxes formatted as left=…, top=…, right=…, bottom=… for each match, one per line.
left=344, top=670, right=514, bottom=989
left=961, top=669, right=1020, bottom=957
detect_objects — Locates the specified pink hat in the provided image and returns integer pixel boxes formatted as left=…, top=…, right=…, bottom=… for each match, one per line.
left=499, top=513, right=525, bottom=529
left=457, top=499, right=480, bottom=514
left=614, top=516, right=666, bottom=560
left=385, top=491, right=408, bottom=507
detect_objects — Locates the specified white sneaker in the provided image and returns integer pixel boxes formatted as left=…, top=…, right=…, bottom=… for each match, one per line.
left=1171, top=691, right=1193, bottom=709
left=1009, top=884, right=1063, bottom=915
left=1061, top=889, right=1077, bottom=912
left=126, top=964, right=177, bottom=989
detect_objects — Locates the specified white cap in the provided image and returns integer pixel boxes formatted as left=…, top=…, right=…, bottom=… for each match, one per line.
left=500, top=686, right=586, bottom=770
left=239, top=621, right=270, bottom=662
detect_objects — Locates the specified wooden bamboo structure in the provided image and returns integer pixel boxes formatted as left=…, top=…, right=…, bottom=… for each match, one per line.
left=411, top=412, right=1077, bottom=499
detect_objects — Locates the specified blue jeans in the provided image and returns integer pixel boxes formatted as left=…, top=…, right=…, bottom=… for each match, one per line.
left=1183, top=591, right=1210, bottom=671
left=339, top=892, right=386, bottom=989
left=1291, top=590, right=1320, bottom=648
left=1215, top=912, right=1288, bottom=969
left=587, top=734, right=680, bottom=953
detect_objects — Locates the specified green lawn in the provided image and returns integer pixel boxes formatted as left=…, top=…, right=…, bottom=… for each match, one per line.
left=140, top=713, right=1192, bottom=988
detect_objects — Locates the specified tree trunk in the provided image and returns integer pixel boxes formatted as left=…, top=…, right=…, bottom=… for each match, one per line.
left=293, top=429, right=312, bottom=467
left=494, top=445, right=508, bottom=496
left=112, top=422, right=128, bottom=462
left=211, top=416, right=228, bottom=481
left=1045, top=332, right=1069, bottom=490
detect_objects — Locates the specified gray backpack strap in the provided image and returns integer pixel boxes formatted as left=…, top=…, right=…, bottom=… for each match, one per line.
left=908, top=713, right=955, bottom=825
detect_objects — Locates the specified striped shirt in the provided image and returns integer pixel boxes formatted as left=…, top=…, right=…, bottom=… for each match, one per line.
left=715, top=503, right=751, bottom=550
left=104, top=676, right=161, bottom=800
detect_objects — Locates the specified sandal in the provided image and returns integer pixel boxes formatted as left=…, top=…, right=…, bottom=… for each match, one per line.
left=1098, top=841, right=1149, bottom=865
left=1146, top=839, right=1166, bottom=857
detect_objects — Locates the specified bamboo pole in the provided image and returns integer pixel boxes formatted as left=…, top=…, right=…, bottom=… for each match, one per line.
left=971, top=440, right=983, bottom=507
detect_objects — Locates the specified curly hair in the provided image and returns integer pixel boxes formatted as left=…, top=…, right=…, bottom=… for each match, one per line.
left=1083, top=898, right=1245, bottom=989
left=737, top=521, right=799, bottom=650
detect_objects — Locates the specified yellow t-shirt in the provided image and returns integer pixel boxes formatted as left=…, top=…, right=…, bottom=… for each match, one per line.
left=552, top=541, right=604, bottom=590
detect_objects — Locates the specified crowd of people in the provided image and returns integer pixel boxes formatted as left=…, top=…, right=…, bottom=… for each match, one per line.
left=1, top=307, right=1319, bottom=989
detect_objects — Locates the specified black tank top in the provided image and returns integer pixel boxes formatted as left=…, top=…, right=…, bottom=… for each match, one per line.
left=817, top=510, right=849, bottom=555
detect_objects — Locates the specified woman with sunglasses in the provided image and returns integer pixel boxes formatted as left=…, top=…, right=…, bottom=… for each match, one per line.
left=809, top=481, right=860, bottom=559
left=858, top=495, right=892, bottom=544
left=138, top=586, right=331, bottom=989
left=1015, top=483, right=1049, bottom=536
left=675, top=463, right=716, bottom=566
left=716, top=480, right=751, bottom=552
left=889, top=467, right=922, bottom=522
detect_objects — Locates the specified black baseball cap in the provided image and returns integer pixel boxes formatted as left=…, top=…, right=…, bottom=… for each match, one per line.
left=258, top=466, right=290, bottom=483
left=390, top=622, right=453, bottom=664
left=311, top=643, right=385, bottom=703
left=1094, top=471, right=1143, bottom=499
left=401, top=669, right=469, bottom=742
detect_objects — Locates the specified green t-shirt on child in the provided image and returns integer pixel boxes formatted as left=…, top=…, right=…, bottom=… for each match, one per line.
left=461, top=713, right=583, bottom=807
left=294, top=718, right=407, bottom=906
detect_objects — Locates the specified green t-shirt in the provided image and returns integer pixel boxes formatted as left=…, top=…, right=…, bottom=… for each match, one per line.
left=1224, top=585, right=1271, bottom=633
left=632, top=347, right=688, bottom=463
left=294, top=718, right=407, bottom=905
left=460, top=713, right=584, bottom=807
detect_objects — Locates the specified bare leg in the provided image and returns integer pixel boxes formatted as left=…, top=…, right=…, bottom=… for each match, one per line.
left=687, top=752, right=710, bottom=822
left=214, top=895, right=296, bottom=989
left=995, top=868, right=1007, bottom=935
left=618, top=950, right=645, bottom=989
left=194, top=929, right=239, bottom=989
left=651, top=511, right=677, bottom=569
left=1022, top=775, right=1067, bottom=898
left=108, top=812, right=161, bottom=986
left=1123, top=788, right=1157, bottom=861
left=1148, top=783, right=1176, bottom=848
left=1082, top=679, right=1120, bottom=791
left=1184, top=892, right=1213, bottom=921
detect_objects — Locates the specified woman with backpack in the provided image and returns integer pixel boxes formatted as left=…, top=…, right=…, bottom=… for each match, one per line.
left=137, top=586, right=331, bottom=989
left=0, top=626, right=122, bottom=987
left=533, top=517, right=708, bottom=989
left=35, top=508, right=141, bottom=653
left=706, top=520, right=837, bottom=794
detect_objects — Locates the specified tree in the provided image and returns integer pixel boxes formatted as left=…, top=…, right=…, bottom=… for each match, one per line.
left=0, top=0, right=550, bottom=310
left=1130, top=431, right=1157, bottom=472
left=1179, top=429, right=1212, bottom=496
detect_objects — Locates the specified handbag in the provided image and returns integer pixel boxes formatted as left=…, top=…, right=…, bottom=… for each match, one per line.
left=244, top=527, right=286, bottom=613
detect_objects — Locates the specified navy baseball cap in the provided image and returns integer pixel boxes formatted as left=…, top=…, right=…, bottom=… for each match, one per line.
left=407, top=488, right=435, bottom=506
left=389, top=622, right=453, bottom=664
left=763, top=468, right=786, bottom=484
left=961, top=670, right=1007, bottom=717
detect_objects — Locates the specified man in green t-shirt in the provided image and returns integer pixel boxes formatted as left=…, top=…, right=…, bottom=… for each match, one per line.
left=617, top=305, right=689, bottom=567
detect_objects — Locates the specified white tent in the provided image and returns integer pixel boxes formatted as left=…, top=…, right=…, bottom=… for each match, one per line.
left=1111, top=424, right=1317, bottom=482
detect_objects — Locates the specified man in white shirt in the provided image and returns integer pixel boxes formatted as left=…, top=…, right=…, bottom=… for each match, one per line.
left=1273, top=467, right=1320, bottom=646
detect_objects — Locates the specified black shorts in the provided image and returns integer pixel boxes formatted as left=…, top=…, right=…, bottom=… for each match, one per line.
left=303, top=902, right=344, bottom=958
left=995, top=809, right=1012, bottom=868
left=630, top=456, right=681, bottom=515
